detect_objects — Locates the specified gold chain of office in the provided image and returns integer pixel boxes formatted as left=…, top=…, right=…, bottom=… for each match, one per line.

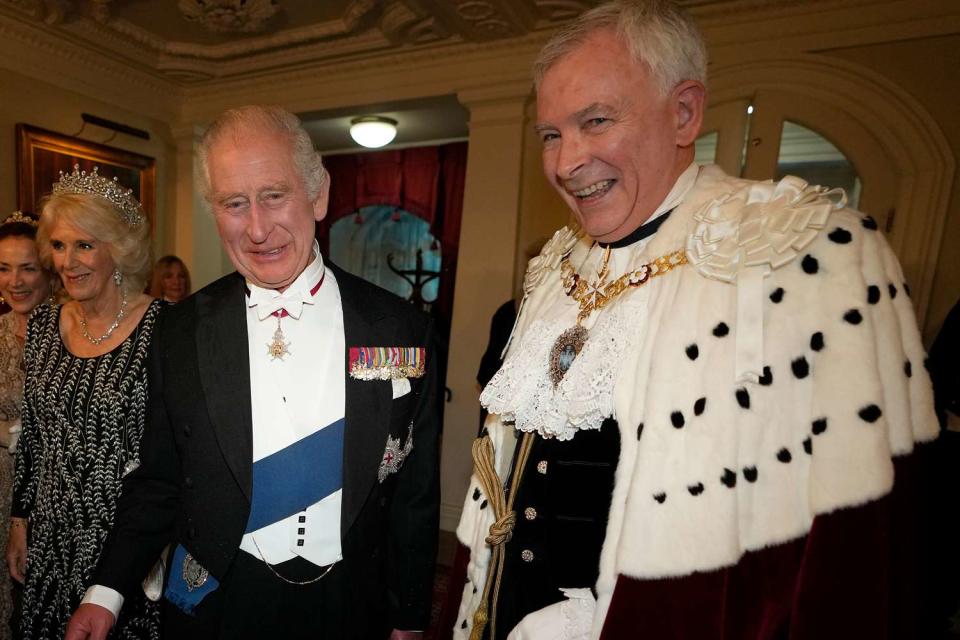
left=560, top=246, right=688, bottom=324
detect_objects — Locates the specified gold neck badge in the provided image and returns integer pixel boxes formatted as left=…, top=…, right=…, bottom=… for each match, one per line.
left=549, top=245, right=687, bottom=385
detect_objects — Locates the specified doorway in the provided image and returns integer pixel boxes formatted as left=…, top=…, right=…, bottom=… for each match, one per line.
left=695, top=57, right=954, bottom=330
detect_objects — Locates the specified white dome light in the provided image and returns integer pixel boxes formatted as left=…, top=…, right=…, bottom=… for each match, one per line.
left=350, top=116, right=398, bottom=149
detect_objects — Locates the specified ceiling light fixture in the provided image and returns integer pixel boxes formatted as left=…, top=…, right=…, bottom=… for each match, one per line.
left=350, top=116, right=398, bottom=149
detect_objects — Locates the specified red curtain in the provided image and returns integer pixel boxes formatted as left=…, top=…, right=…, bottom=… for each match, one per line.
left=317, top=142, right=467, bottom=332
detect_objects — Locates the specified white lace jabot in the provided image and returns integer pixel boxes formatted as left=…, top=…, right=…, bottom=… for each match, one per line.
left=480, top=164, right=698, bottom=441
left=480, top=255, right=649, bottom=440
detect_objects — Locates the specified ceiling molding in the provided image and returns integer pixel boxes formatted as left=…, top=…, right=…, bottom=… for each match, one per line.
left=74, top=4, right=378, bottom=60
left=0, top=7, right=180, bottom=122
left=0, top=0, right=597, bottom=83
left=1, top=0, right=955, bottom=127
left=177, top=31, right=551, bottom=121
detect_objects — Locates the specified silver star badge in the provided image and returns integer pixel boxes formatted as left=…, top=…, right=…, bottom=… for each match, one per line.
left=267, top=326, right=291, bottom=361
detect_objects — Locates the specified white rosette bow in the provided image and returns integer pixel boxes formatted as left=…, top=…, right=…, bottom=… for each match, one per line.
left=497, top=225, right=582, bottom=361
left=685, top=175, right=845, bottom=382
left=523, top=225, right=581, bottom=295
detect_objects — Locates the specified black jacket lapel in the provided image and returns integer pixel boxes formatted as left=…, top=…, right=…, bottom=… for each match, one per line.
left=195, top=273, right=254, bottom=502
left=333, top=264, right=394, bottom=538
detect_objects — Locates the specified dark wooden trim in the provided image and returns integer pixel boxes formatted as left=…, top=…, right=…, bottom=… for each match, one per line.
left=16, top=123, right=156, bottom=230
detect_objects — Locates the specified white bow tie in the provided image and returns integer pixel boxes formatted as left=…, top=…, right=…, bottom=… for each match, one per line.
left=248, top=286, right=314, bottom=321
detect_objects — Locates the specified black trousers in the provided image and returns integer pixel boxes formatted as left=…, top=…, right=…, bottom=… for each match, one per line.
left=160, top=550, right=390, bottom=640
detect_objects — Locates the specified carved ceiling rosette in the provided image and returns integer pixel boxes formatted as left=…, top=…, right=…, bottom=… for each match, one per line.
left=380, top=1, right=449, bottom=45
left=177, top=0, right=280, bottom=34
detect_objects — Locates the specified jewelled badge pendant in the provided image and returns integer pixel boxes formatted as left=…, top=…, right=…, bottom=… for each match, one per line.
left=551, top=245, right=688, bottom=385
left=549, top=324, right=588, bottom=386
left=267, top=318, right=291, bottom=361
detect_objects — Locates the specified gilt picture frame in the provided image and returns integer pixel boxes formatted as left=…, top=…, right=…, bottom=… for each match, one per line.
left=16, top=123, right=156, bottom=224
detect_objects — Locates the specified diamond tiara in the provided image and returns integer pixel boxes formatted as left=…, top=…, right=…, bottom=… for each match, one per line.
left=52, top=165, right=145, bottom=227
left=2, top=211, right=38, bottom=228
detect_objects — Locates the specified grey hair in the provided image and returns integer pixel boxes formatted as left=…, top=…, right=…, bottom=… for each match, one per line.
left=197, top=105, right=327, bottom=201
left=533, top=0, right=707, bottom=95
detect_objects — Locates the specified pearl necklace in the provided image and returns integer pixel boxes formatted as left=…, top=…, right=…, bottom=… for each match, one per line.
left=79, top=291, right=128, bottom=345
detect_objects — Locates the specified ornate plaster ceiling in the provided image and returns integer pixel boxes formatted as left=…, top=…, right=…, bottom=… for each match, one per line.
left=0, top=0, right=605, bottom=82
left=0, top=0, right=833, bottom=84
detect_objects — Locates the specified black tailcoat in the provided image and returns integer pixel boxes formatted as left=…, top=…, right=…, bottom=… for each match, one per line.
left=94, top=264, right=441, bottom=638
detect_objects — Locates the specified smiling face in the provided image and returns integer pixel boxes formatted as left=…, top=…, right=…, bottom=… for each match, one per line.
left=48, top=219, right=117, bottom=303
left=207, top=130, right=328, bottom=291
left=0, top=235, right=50, bottom=317
left=161, top=261, right=188, bottom=302
left=535, top=29, right=703, bottom=242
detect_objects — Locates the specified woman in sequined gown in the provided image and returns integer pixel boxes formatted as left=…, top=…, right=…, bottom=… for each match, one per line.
left=6, top=171, right=161, bottom=640
left=0, top=212, right=54, bottom=640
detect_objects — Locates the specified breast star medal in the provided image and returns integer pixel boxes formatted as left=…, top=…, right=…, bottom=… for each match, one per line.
left=182, top=552, right=209, bottom=592
left=267, top=315, right=291, bottom=361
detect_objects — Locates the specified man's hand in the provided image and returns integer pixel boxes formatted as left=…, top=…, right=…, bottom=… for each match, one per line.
left=6, top=518, right=27, bottom=584
left=389, top=631, right=423, bottom=640
left=64, top=603, right=115, bottom=640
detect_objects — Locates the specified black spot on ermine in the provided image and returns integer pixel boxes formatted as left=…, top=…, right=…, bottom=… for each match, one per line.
left=759, top=366, right=773, bottom=386
left=721, top=468, right=737, bottom=488
left=844, top=309, right=863, bottom=325
left=859, top=404, right=882, bottom=423
left=810, top=332, right=825, bottom=352
left=828, top=228, right=852, bottom=244
left=791, top=357, right=809, bottom=379
left=736, top=388, right=750, bottom=409
left=694, top=397, right=706, bottom=416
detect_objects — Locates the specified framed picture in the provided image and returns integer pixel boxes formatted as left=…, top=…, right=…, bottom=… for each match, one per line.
left=16, top=124, right=156, bottom=224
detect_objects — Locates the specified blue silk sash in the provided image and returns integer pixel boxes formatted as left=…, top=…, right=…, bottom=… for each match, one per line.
left=245, top=417, right=345, bottom=533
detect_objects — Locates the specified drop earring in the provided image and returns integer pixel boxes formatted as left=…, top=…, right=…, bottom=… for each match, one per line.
left=113, top=269, right=123, bottom=287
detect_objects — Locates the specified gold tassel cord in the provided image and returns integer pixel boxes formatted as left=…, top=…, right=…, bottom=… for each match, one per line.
left=470, top=432, right=536, bottom=640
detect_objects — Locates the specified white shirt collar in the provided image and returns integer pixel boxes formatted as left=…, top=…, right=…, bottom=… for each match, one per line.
left=246, top=240, right=325, bottom=321
left=648, top=162, right=700, bottom=225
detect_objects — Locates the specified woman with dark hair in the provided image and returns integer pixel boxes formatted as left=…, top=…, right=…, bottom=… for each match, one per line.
left=148, top=255, right=191, bottom=303
left=0, top=211, right=54, bottom=639
left=5, top=167, right=162, bottom=640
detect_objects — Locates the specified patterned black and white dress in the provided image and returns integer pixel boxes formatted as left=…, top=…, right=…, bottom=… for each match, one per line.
left=0, top=312, right=25, bottom=640
left=12, top=301, right=164, bottom=640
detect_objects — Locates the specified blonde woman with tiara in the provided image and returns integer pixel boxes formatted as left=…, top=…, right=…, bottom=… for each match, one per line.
left=6, top=168, right=162, bottom=639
